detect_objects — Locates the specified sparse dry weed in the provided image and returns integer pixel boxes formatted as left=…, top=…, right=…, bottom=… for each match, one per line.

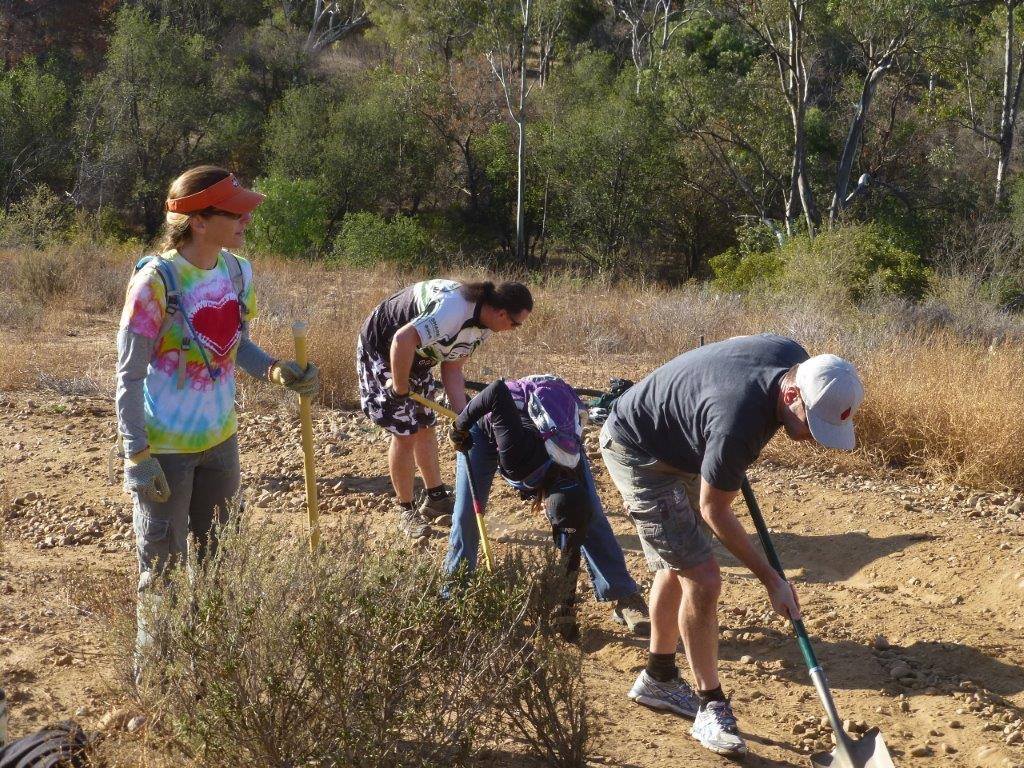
left=103, top=517, right=588, bottom=768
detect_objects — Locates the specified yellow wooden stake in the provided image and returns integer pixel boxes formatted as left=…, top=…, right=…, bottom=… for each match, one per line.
left=293, top=322, right=320, bottom=553
left=407, top=391, right=494, bottom=572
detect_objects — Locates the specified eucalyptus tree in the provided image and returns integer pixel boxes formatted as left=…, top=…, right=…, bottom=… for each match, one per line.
left=961, top=0, right=1024, bottom=205
left=0, top=60, right=74, bottom=210
left=471, top=0, right=585, bottom=261
left=825, top=0, right=946, bottom=224
left=280, top=0, right=371, bottom=55
left=662, top=16, right=791, bottom=237
left=717, top=0, right=825, bottom=234
left=74, top=6, right=216, bottom=233
left=606, top=0, right=706, bottom=91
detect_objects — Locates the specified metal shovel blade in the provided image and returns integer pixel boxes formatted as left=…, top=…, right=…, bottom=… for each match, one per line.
left=810, top=728, right=895, bottom=768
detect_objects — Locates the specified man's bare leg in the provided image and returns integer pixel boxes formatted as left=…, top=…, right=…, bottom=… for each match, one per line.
left=649, top=568, right=682, bottom=654
left=628, top=566, right=700, bottom=717
left=678, top=557, right=723, bottom=691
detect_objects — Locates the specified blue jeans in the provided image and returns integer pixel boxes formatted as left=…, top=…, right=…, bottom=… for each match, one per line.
left=443, top=424, right=639, bottom=602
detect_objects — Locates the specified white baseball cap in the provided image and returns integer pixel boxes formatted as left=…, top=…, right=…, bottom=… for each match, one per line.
left=794, top=355, right=864, bottom=450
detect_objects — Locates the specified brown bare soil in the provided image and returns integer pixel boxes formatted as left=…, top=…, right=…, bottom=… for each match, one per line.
left=2, top=323, right=1024, bottom=767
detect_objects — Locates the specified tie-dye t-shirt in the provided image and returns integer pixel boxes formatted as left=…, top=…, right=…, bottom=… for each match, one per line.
left=119, top=249, right=257, bottom=454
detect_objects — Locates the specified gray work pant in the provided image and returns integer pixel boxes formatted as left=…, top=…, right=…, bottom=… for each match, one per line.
left=133, top=434, right=241, bottom=662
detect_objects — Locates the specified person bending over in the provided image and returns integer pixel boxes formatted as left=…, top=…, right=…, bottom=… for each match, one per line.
left=600, top=334, right=863, bottom=756
left=356, top=281, right=532, bottom=538
left=446, top=376, right=650, bottom=638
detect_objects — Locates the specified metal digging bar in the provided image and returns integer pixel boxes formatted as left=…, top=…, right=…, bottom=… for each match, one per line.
left=740, top=478, right=895, bottom=768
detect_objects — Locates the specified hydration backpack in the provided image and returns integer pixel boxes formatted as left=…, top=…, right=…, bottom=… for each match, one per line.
left=0, top=721, right=88, bottom=768
left=132, top=251, right=247, bottom=390
left=586, top=377, right=635, bottom=424
left=504, top=374, right=585, bottom=468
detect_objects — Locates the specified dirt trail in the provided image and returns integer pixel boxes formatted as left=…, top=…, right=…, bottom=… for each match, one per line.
left=2, top=382, right=1024, bottom=767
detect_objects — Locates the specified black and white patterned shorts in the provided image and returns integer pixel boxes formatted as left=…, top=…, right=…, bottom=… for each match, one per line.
left=356, top=338, right=443, bottom=436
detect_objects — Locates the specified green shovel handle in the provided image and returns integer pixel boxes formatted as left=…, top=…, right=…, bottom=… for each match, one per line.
left=740, top=477, right=820, bottom=673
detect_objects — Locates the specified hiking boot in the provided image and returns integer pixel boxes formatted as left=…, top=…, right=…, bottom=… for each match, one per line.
left=418, top=488, right=454, bottom=527
left=627, top=670, right=700, bottom=718
left=552, top=597, right=580, bottom=643
left=398, top=504, right=431, bottom=540
left=691, top=699, right=747, bottom=756
left=612, top=592, right=651, bottom=637
left=552, top=611, right=580, bottom=642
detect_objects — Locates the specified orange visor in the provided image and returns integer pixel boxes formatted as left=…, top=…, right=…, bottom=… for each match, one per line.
left=165, top=173, right=265, bottom=214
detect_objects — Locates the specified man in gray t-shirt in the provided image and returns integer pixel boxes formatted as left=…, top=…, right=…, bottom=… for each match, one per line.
left=599, top=334, right=864, bottom=757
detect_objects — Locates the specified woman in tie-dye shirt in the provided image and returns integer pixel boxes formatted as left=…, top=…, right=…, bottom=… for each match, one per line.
left=115, top=165, right=320, bottom=673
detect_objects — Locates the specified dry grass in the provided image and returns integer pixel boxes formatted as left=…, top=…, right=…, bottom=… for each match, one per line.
left=2, top=244, right=1023, bottom=489
left=852, top=336, right=1024, bottom=486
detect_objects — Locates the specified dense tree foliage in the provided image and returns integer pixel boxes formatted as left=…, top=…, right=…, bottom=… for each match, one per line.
left=4, top=0, right=1024, bottom=287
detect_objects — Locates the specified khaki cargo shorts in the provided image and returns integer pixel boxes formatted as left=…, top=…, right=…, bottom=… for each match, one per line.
left=599, top=423, right=713, bottom=572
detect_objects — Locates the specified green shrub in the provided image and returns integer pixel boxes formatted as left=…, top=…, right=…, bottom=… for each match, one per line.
left=710, top=249, right=784, bottom=293
left=247, top=174, right=329, bottom=257
left=0, top=184, right=72, bottom=249
left=333, top=211, right=434, bottom=268
left=710, top=223, right=784, bottom=293
left=130, top=518, right=589, bottom=768
left=781, top=223, right=930, bottom=304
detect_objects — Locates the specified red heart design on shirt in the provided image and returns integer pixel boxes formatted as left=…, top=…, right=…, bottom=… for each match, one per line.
left=189, top=295, right=241, bottom=358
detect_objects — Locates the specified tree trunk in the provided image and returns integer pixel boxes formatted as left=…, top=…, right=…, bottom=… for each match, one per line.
left=784, top=0, right=819, bottom=234
left=830, top=61, right=889, bottom=224
left=515, top=0, right=531, bottom=264
left=996, top=0, right=1024, bottom=204
left=516, top=114, right=526, bottom=262
left=791, top=90, right=819, bottom=232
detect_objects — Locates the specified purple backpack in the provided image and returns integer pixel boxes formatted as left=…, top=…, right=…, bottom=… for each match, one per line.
left=505, top=375, right=585, bottom=468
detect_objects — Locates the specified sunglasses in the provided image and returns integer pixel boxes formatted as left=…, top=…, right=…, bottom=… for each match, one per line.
left=195, top=207, right=245, bottom=220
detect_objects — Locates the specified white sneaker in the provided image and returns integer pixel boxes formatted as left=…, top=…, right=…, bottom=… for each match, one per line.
left=627, top=670, right=700, bottom=718
left=691, top=699, right=747, bottom=756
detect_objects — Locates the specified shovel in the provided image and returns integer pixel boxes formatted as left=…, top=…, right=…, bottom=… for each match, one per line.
left=293, top=322, right=320, bottom=553
left=740, top=477, right=895, bottom=768
left=407, top=391, right=495, bottom=572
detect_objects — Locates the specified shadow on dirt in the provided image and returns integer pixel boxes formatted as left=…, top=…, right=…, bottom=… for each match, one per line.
left=610, top=529, right=935, bottom=584
left=475, top=749, right=643, bottom=765
left=742, top=733, right=829, bottom=767
left=717, top=630, right=1024, bottom=697
left=248, top=471, right=393, bottom=496
left=324, top=472, right=393, bottom=494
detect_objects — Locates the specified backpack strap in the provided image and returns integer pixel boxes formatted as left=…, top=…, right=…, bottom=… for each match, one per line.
left=223, top=250, right=248, bottom=318
left=134, top=255, right=190, bottom=390
left=134, top=255, right=181, bottom=338
left=133, top=255, right=223, bottom=387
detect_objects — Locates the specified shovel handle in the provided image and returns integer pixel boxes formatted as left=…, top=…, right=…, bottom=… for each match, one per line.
left=293, top=323, right=320, bottom=553
left=406, top=391, right=494, bottom=573
left=408, top=390, right=457, bottom=420
left=739, top=477, right=819, bottom=672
